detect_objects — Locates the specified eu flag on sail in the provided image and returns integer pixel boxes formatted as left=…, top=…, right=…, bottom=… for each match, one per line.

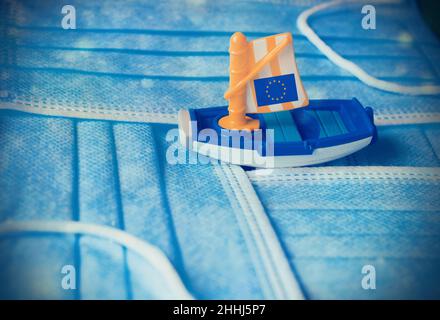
left=254, top=73, right=298, bottom=107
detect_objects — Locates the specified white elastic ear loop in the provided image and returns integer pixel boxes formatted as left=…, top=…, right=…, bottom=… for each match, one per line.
left=0, top=220, right=193, bottom=300
left=297, top=0, right=440, bottom=95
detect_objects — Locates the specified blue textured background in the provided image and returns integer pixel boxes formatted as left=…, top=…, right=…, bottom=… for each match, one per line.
left=0, top=0, right=440, bottom=299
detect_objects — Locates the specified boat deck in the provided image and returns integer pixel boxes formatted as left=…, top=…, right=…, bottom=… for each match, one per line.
left=261, top=108, right=348, bottom=143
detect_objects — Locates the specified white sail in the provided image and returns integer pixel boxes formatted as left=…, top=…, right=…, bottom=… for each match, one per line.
left=245, top=33, right=309, bottom=113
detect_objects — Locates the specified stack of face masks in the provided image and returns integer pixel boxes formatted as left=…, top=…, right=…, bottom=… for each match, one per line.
left=0, top=0, right=439, bottom=299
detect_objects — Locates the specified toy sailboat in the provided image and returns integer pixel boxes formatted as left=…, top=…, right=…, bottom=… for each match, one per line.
left=178, top=32, right=377, bottom=168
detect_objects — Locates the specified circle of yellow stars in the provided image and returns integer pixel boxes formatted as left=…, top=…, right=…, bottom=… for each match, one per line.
left=265, top=80, right=287, bottom=102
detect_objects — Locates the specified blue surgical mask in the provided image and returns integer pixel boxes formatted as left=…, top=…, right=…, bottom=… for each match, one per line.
left=326, top=123, right=440, bottom=167
left=0, top=112, right=303, bottom=299
left=2, top=0, right=440, bottom=124
left=248, top=165, right=440, bottom=299
left=1, top=0, right=440, bottom=300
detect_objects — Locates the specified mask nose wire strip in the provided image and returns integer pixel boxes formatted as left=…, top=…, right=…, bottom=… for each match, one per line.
left=0, top=220, right=193, bottom=300
left=297, top=0, right=440, bottom=95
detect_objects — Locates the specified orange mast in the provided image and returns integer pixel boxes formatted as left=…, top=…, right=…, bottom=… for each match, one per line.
left=218, top=32, right=260, bottom=130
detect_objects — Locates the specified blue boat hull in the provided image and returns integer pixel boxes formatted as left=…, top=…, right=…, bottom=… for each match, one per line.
left=178, top=98, right=377, bottom=168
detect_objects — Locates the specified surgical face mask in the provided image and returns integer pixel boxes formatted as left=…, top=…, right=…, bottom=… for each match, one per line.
left=0, top=111, right=303, bottom=299
left=1, top=0, right=440, bottom=300
left=248, top=166, right=440, bottom=299
left=324, top=123, right=440, bottom=167
left=298, top=0, right=440, bottom=96
left=2, top=111, right=439, bottom=300
left=2, top=0, right=440, bottom=126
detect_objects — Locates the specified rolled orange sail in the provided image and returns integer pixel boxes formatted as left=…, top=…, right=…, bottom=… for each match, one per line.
left=219, top=32, right=309, bottom=130
left=218, top=32, right=260, bottom=130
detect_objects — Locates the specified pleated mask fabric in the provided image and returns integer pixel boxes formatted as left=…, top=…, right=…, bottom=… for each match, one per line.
left=1, top=0, right=440, bottom=299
